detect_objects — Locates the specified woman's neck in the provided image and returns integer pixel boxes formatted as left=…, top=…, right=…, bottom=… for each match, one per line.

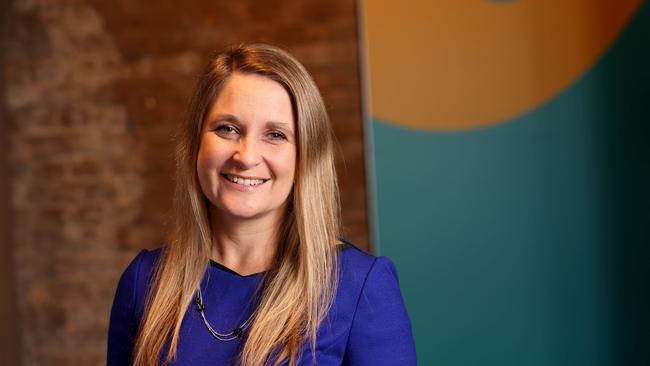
left=209, top=209, right=284, bottom=276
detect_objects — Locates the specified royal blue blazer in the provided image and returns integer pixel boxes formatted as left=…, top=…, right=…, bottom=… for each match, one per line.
left=107, top=242, right=417, bottom=365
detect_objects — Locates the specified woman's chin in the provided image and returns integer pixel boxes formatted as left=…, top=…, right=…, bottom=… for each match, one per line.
left=210, top=199, right=288, bottom=222
left=215, top=205, right=273, bottom=221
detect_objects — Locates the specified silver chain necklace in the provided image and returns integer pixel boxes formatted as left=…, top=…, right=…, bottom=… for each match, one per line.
left=194, top=287, right=255, bottom=341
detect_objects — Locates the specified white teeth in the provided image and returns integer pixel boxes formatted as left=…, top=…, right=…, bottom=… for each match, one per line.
left=227, top=175, right=264, bottom=186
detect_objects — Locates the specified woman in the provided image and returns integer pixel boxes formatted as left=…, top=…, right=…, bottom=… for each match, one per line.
left=107, top=43, right=416, bottom=366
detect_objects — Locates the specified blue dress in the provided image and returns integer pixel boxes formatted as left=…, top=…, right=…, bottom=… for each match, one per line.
left=107, top=243, right=417, bottom=365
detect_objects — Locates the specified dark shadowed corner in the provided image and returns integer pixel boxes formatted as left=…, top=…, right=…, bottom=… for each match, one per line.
left=1, top=0, right=21, bottom=364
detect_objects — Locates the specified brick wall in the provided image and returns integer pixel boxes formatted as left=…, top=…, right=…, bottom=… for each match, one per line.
left=3, top=0, right=366, bottom=365
left=1, top=1, right=19, bottom=365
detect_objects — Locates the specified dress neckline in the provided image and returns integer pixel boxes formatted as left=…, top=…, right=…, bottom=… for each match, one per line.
left=207, top=241, right=354, bottom=278
left=208, top=260, right=266, bottom=278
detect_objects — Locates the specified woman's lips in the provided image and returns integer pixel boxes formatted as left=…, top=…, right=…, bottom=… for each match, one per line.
left=221, top=174, right=268, bottom=192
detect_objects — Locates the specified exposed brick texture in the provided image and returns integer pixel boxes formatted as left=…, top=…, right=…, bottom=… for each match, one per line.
left=3, top=0, right=366, bottom=365
left=0, top=1, right=19, bottom=364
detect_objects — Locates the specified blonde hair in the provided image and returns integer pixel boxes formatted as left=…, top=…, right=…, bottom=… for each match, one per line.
left=133, top=44, right=341, bottom=366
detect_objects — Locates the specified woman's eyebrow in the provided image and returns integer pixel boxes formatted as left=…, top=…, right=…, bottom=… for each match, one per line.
left=210, top=114, right=239, bottom=123
left=266, top=121, right=293, bottom=132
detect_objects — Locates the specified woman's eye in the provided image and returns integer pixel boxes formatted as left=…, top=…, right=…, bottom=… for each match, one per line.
left=215, top=125, right=237, bottom=135
left=269, top=131, right=286, bottom=141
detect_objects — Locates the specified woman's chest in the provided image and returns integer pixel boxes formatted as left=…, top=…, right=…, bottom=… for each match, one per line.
left=167, top=276, right=359, bottom=365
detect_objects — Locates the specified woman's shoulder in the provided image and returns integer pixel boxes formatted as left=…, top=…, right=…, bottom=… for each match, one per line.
left=333, top=240, right=416, bottom=365
left=114, top=247, right=162, bottom=317
left=108, top=248, right=163, bottom=364
left=133, top=247, right=163, bottom=272
left=121, top=247, right=162, bottom=284
left=313, top=240, right=415, bottom=365
left=335, top=239, right=403, bottom=298
left=337, top=239, right=396, bottom=278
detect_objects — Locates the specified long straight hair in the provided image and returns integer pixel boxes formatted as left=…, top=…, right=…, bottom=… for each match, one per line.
left=133, top=44, right=341, bottom=366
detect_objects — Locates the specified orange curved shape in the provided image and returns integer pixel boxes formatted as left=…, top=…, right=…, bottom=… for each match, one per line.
left=363, top=0, right=642, bottom=130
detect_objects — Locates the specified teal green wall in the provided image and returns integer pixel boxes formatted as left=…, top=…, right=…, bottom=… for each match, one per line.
left=370, top=4, right=649, bottom=365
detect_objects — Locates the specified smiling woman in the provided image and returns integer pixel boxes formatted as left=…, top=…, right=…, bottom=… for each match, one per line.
left=197, top=73, right=297, bottom=221
left=107, top=44, right=416, bottom=366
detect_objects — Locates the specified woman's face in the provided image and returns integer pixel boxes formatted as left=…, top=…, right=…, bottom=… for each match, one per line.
left=197, top=73, right=296, bottom=221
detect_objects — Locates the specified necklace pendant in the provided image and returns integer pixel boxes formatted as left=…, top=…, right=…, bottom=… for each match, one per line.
left=233, top=327, right=243, bottom=338
left=196, top=287, right=253, bottom=342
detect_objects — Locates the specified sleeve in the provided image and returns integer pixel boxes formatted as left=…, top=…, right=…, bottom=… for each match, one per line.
left=107, top=250, right=147, bottom=366
left=343, top=256, right=417, bottom=365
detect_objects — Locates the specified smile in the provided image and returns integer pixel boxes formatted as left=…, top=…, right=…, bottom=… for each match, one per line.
left=222, top=174, right=268, bottom=186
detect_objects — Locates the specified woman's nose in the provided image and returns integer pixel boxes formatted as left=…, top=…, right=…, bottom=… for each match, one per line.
left=232, top=137, right=262, bottom=168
